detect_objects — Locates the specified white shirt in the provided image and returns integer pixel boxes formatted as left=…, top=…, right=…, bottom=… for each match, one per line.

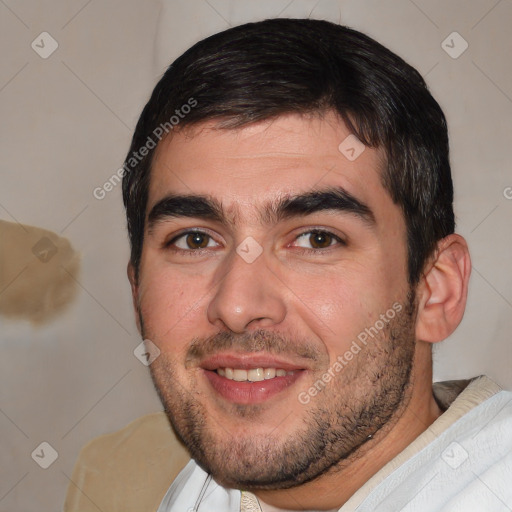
left=156, top=376, right=512, bottom=512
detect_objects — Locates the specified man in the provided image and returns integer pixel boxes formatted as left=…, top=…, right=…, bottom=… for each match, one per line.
left=65, top=18, right=512, bottom=511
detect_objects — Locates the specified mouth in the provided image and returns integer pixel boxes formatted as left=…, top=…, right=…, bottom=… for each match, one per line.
left=216, top=367, right=296, bottom=381
left=200, top=354, right=308, bottom=405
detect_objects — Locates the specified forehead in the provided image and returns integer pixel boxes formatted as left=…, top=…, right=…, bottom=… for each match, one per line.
left=147, top=112, right=395, bottom=226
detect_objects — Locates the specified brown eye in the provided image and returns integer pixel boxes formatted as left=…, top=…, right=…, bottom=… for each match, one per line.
left=309, top=231, right=333, bottom=248
left=293, top=230, right=344, bottom=251
left=168, top=231, right=218, bottom=251
left=185, top=232, right=210, bottom=249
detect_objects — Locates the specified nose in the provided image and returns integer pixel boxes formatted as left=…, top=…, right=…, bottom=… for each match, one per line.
left=206, top=247, right=286, bottom=333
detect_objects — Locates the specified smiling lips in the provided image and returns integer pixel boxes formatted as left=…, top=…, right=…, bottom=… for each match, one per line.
left=200, top=353, right=307, bottom=404
left=217, top=367, right=295, bottom=382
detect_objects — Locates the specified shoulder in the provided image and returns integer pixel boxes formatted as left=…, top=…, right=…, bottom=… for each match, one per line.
left=353, top=378, right=512, bottom=511
left=64, top=412, right=191, bottom=512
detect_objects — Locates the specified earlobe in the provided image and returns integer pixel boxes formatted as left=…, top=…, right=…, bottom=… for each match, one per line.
left=127, top=262, right=142, bottom=334
left=415, top=234, right=471, bottom=343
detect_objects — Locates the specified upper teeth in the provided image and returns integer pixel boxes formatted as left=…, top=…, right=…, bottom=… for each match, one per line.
left=217, top=368, right=293, bottom=382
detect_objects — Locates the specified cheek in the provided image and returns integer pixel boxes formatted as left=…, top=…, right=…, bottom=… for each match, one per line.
left=290, top=264, right=398, bottom=360
left=137, top=267, right=207, bottom=346
left=288, top=271, right=364, bottom=342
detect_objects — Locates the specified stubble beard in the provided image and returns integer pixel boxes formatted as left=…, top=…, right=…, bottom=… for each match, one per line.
left=145, top=291, right=417, bottom=491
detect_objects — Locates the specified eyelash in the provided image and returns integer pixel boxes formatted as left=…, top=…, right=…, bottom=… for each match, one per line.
left=164, top=228, right=346, bottom=255
left=293, top=229, right=346, bottom=254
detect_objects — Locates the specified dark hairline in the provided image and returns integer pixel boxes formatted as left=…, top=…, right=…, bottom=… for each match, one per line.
left=123, top=18, right=454, bottom=286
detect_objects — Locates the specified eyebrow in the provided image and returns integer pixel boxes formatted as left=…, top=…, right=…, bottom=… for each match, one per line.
left=147, top=186, right=375, bottom=232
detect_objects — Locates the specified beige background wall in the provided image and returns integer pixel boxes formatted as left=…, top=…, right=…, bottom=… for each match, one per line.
left=0, top=0, right=510, bottom=510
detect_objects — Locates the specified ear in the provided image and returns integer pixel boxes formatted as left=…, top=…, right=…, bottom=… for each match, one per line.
left=415, top=234, right=471, bottom=343
left=127, top=261, right=142, bottom=334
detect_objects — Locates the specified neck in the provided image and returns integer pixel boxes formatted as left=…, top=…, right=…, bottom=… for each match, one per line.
left=254, top=344, right=442, bottom=511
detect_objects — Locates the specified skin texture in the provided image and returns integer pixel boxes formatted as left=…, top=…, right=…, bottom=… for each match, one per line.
left=129, top=111, right=471, bottom=511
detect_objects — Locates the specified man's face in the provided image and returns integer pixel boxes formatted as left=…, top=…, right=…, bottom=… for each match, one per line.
left=133, top=112, right=416, bottom=490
